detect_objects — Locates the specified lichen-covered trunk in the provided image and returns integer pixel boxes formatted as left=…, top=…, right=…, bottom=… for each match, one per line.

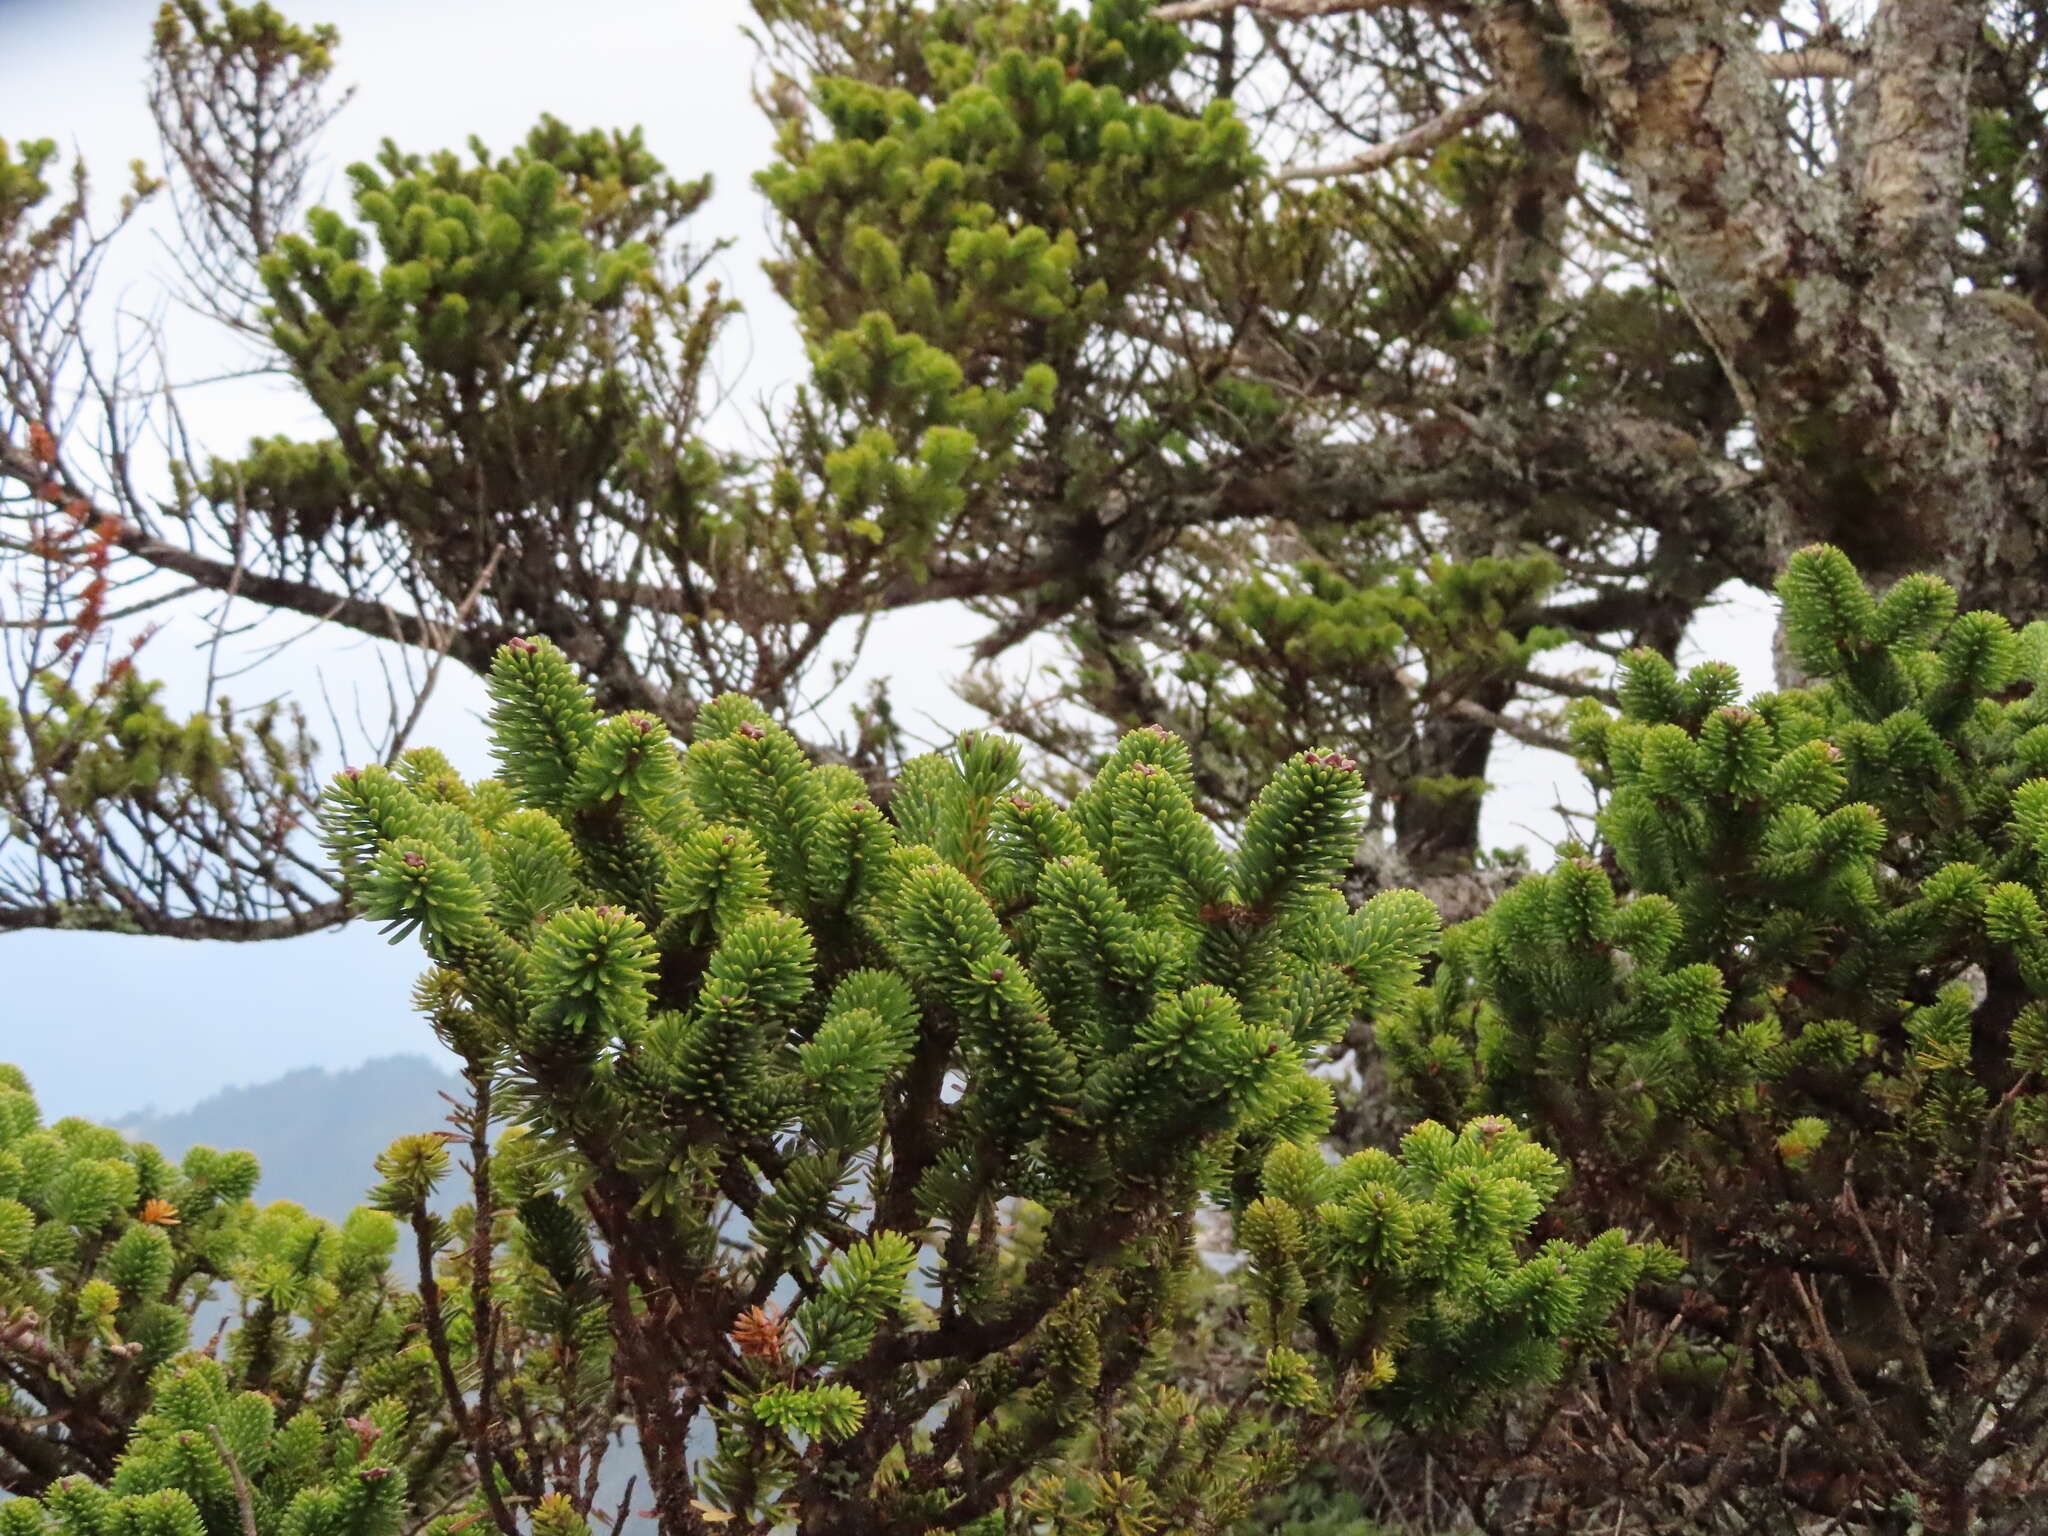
left=1560, top=0, right=2048, bottom=615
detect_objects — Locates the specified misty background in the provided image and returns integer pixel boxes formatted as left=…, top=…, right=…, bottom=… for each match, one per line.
left=2, top=0, right=1774, bottom=1167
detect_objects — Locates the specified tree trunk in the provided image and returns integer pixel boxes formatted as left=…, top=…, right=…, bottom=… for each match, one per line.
left=1559, top=0, right=2048, bottom=614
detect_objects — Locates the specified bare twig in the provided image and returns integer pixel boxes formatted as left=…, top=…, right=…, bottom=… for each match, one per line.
left=410, top=1206, right=521, bottom=1536
left=607, top=1474, right=638, bottom=1536
left=1277, top=90, right=1500, bottom=181
left=204, top=1424, right=261, bottom=1536
left=388, top=542, right=505, bottom=761
left=1762, top=47, right=1858, bottom=80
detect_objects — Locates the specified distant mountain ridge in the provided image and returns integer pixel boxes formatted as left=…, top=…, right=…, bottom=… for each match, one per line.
left=116, top=1055, right=465, bottom=1222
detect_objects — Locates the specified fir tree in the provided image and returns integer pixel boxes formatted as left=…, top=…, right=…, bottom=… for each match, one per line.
left=5, top=0, right=1719, bottom=939
left=0, top=1358, right=410, bottom=1536
left=0, top=1065, right=459, bottom=1512
left=316, top=636, right=1640, bottom=1534
left=1382, top=547, right=2048, bottom=1533
left=0, top=1062, right=644, bottom=1536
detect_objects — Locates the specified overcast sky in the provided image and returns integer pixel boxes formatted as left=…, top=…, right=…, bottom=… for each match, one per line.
left=3, top=0, right=823, bottom=1118
left=1, top=0, right=1775, bottom=1122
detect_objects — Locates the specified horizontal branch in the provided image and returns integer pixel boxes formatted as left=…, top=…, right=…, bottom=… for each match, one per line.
left=0, top=897, right=346, bottom=941
left=1446, top=697, right=1571, bottom=754
left=1152, top=0, right=1848, bottom=86
left=1153, top=0, right=1418, bottom=20
left=0, top=442, right=485, bottom=665
left=119, top=529, right=452, bottom=652
left=1513, top=665, right=1613, bottom=703
left=1762, top=47, right=1858, bottom=80
left=1278, top=89, right=1500, bottom=181
left=593, top=554, right=1063, bottom=630
left=1396, top=669, right=1573, bottom=754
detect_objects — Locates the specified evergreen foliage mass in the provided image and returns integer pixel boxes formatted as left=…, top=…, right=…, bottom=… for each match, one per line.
left=0, top=1065, right=463, bottom=1518
left=302, top=634, right=1636, bottom=1532
left=1, top=0, right=1635, bottom=939
left=1382, top=547, right=2048, bottom=1532
left=0, top=1062, right=648, bottom=1536
left=22, top=1, right=2048, bottom=1532
left=0, top=1357, right=408, bottom=1536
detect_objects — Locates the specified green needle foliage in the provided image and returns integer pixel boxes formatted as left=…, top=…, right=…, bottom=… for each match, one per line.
left=1, top=0, right=1655, bottom=942
left=315, top=635, right=1634, bottom=1533
left=754, top=0, right=1250, bottom=584
left=0, top=1066, right=465, bottom=1519
left=0, top=1358, right=408, bottom=1536
left=0, top=1058, right=653, bottom=1536
left=1383, top=546, right=2048, bottom=1533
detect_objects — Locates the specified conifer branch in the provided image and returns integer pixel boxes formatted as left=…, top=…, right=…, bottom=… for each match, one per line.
left=306, top=639, right=1623, bottom=1525
left=455, top=1077, right=525, bottom=1507
left=408, top=1203, right=521, bottom=1536
left=0, top=446, right=460, bottom=656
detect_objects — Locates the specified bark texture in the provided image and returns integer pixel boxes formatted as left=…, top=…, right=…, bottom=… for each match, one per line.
left=1557, top=0, right=2048, bottom=612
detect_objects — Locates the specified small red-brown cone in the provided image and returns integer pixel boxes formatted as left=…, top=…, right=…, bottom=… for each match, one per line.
left=730, top=1304, right=786, bottom=1367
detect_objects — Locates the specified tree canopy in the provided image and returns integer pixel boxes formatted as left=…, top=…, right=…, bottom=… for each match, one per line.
left=26, top=0, right=2035, bottom=941
left=11, top=1, right=2048, bottom=1532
